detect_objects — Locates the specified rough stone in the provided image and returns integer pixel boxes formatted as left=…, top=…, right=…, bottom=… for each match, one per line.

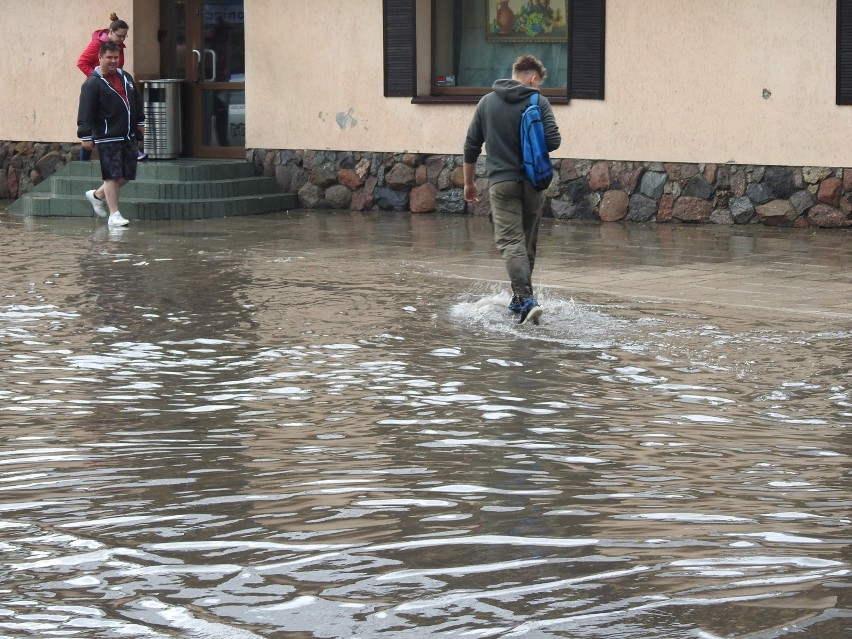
left=573, top=198, right=597, bottom=220
left=807, top=204, right=848, bottom=227
left=755, top=199, right=797, bottom=226
left=588, top=161, right=611, bottom=191
left=715, top=165, right=731, bottom=190
left=426, top=155, right=444, bottom=182
left=435, top=188, right=465, bottom=215
left=7, top=166, right=19, bottom=199
left=310, top=162, right=338, bottom=188
left=415, top=164, right=428, bottom=186
left=844, top=168, right=852, bottom=193
left=363, top=175, right=378, bottom=197
left=599, top=190, right=628, bottom=221
left=374, top=187, right=409, bottom=211
left=640, top=171, right=667, bottom=200
left=615, top=165, right=644, bottom=195
left=324, top=184, right=352, bottom=209
left=298, top=182, right=327, bottom=209
left=563, top=177, right=590, bottom=203
left=663, top=163, right=682, bottom=182
left=34, top=151, right=63, bottom=179
left=386, top=162, right=416, bottom=191
left=559, top=158, right=578, bottom=181
left=627, top=193, right=658, bottom=222
left=354, top=158, right=371, bottom=180
left=817, top=177, right=842, bottom=207
left=730, top=170, right=746, bottom=197
left=350, top=189, right=373, bottom=211
left=729, top=196, right=755, bottom=224
left=764, top=166, right=797, bottom=198
left=409, top=182, right=438, bottom=213
left=550, top=197, right=575, bottom=220
left=336, top=151, right=356, bottom=169
left=657, top=194, right=674, bottom=222
left=543, top=172, right=561, bottom=198
left=709, top=208, right=734, bottom=225
left=703, top=163, right=717, bottom=185
left=789, top=189, right=817, bottom=216
left=449, top=166, right=466, bottom=188
left=274, top=164, right=295, bottom=192
left=746, top=182, right=773, bottom=205
left=337, top=168, right=363, bottom=191
left=682, top=174, right=714, bottom=200
left=802, top=166, right=832, bottom=184
left=574, top=159, right=593, bottom=177
left=672, top=196, right=713, bottom=222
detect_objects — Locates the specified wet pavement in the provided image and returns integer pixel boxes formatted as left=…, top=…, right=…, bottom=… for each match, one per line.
left=0, top=208, right=850, bottom=639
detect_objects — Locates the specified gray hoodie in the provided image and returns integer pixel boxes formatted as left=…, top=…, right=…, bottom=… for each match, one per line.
left=463, top=79, right=561, bottom=185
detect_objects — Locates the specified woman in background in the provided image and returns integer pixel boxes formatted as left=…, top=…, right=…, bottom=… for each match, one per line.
left=77, top=14, right=145, bottom=160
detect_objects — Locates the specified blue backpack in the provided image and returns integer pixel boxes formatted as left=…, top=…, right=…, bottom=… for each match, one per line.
left=519, top=92, right=553, bottom=190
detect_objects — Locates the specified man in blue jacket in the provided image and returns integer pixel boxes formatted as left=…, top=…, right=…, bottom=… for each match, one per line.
left=463, top=54, right=561, bottom=325
left=77, top=41, right=145, bottom=227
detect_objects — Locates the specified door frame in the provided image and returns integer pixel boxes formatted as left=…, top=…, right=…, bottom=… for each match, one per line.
left=159, top=0, right=246, bottom=159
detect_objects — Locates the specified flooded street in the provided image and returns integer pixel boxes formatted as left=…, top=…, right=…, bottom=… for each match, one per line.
left=0, top=211, right=850, bottom=639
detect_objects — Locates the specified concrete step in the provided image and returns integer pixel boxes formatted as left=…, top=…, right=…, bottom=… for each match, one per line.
left=19, top=192, right=298, bottom=220
left=8, top=159, right=297, bottom=219
left=49, top=175, right=281, bottom=200
left=63, top=158, right=258, bottom=181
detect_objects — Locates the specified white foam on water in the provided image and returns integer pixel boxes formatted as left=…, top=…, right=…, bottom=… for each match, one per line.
left=449, top=291, right=636, bottom=349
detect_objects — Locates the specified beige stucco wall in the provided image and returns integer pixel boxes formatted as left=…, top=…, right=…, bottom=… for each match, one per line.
left=1, top=0, right=848, bottom=168
left=0, top=0, right=157, bottom=143
left=247, top=0, right=850, bottom=168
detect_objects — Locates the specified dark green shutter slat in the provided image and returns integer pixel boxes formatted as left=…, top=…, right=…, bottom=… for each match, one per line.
left=383, top=0, right=416, bottom=97
left=570, top=0, right=606, bottom=100
left=838, top=0, right=852, bottom=104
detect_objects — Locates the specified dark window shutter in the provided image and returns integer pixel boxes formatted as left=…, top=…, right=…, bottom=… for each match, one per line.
left=838, top=0, right=852, bottom=104
left=383, top=0, right=417, bottom=97
left=570, top=0, right=606, bottom=100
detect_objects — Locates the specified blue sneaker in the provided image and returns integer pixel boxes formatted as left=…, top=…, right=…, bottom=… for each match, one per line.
left=508, top=295, right=523, bottom=314
left=517, top=297, right=542, bottom=325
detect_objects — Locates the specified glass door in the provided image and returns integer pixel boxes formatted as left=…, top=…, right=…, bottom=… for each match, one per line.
left=165, top=0, right=246, bottom=158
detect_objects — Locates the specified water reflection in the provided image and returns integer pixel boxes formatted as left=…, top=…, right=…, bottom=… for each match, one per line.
left=0, top=212, right=849, bottom=638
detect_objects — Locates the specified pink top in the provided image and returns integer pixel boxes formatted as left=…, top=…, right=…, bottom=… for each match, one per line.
left=77, top=28, right=126, bottom=76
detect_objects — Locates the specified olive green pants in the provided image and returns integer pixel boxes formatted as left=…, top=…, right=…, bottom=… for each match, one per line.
left=488, top=180, right=544, bottom=298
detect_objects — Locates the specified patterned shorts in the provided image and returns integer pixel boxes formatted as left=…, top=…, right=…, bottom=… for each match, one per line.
left=97, top=140, right=138, bottom=181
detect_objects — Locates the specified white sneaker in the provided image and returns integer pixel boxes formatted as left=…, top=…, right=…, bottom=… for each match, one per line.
left=108, top=211, right=130, bottom=227
left=85, top=189, right=109, bottom=218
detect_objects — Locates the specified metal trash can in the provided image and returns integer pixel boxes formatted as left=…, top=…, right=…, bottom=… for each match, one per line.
left=143, top=79, right=184, bottom=159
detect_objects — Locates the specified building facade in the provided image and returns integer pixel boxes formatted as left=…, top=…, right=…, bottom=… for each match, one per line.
left=3, top=0, right=852, bottom=227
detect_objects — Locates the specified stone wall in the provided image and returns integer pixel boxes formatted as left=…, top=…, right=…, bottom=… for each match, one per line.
left=1, top=141, right=80, bottom=199
left=250, top=148, right=852, bottom=228
left=4, top=139, right=851, bottom=228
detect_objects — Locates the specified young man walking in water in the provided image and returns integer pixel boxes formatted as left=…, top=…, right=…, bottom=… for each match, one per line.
left=463, top=54, right=561, bottom=324
left=77, top=41, right=145, bottom=227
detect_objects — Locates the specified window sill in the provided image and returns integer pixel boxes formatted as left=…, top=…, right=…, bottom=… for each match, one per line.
left=412, top=95, right=572, bottom=105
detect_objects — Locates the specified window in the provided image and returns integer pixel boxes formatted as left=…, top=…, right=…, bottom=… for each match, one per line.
left=838, top=0, right=852, bottom=104
left=383, top=0, right=605, bottom=100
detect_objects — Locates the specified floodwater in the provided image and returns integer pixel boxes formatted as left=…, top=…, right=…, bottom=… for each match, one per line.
left=0, top=210, right=849, bottom=639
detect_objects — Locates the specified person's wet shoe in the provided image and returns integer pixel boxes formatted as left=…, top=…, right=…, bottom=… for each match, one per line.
left=85, top=189, right=108, bottom=218
left=508, top=295, right=523, bottom=314
left=517, top=297, right=542, bottom=325
left=108, top=211, right=130, bottom=227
